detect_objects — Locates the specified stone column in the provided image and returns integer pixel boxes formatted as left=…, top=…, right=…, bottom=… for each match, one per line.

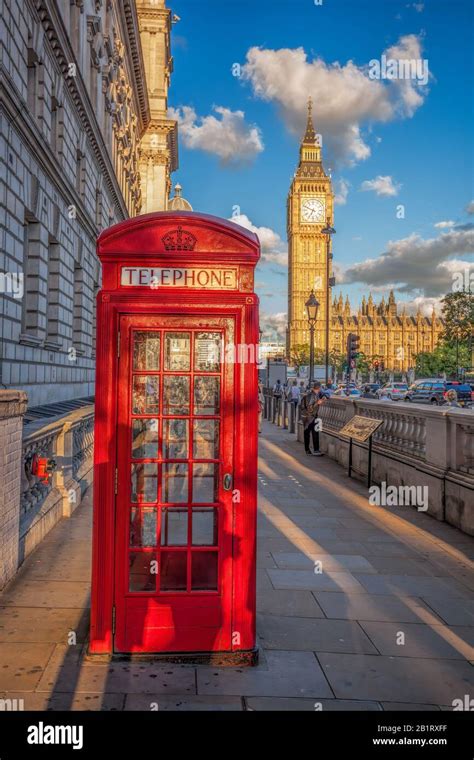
left=0, top=390, right=28, bottom=589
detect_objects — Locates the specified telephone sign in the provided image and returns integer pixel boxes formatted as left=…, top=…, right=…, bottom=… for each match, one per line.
left=90, top=212, right=260, bottom=660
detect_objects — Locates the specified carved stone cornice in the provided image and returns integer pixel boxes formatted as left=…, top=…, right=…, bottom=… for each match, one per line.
left=138, top=149, right=169, bottom=166
left=121, top=0, right=151, bottom=134
left=31, top=0, right=128, bottom=218
left=145, top=118, right=178, bottom=171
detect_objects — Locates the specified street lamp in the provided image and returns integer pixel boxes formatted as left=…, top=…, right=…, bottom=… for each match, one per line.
left=306, top=290, right=319, bottom=384
left=321, top=218, right=336, bottom=384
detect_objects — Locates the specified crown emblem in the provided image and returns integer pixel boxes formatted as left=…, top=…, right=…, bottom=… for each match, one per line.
left=161, top=226, right=197, bottom=251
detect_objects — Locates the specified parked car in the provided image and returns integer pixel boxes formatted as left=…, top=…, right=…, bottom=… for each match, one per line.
left=376, top=382, right=408, bottom=400
left=333, top=387, right=361, bottom=398
left=405, top=379, right=472, bottom=406
left=360, top=383, right=381, bottom=398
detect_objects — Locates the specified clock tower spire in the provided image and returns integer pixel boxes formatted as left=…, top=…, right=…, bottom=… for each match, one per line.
left=299, top=97, right=322, bottom=165
left=286, top=98, right=334, bottom=361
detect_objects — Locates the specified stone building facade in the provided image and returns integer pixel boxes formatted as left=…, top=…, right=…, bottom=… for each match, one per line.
left=0, top=0, right=176, bottom=407
left=286, top=101, right=443, bottom=372
left=330, top=292, right=444, bottom=373
left=137, top=0, right=178, bottom=213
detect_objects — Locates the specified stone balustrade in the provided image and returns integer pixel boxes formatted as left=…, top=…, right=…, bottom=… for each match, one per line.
left=0, top=391, right=95, bottom=589
left=263, top=389, right=474, bottom=536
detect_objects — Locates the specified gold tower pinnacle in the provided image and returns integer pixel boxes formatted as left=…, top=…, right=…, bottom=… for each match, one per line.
left=303, top=96, right=317, bottom=144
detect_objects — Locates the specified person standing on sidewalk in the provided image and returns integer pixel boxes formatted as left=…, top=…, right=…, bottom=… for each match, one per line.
left=300, top=381, right=327, bottom=456
left=288, top=379, right=300, bottom=408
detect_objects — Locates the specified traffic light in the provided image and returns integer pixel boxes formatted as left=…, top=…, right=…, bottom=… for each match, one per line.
left=374, top=360, right=379, bottom=370
left=346, top=333, right=360, bottom=367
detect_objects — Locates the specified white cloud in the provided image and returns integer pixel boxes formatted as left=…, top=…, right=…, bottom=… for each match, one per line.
left=360, top=175, right=401, bottom=197
left=401, top=296, right=441, bottom=316
left=434, top=220, right=455, bottom=229
left=334, top=178, right=350, bottom=205
left=340, top=228, right=474, bottom=297
left=169, top=105, right=263, bottom=165
left=410, top=3, right=425, bottom=12
left=466, top=201, right=474, bottom=215
left=230, top=213, right=287, bottom=266
left=260, top=311, right=287, bottom=341
left=241, top=34, right=429, bottom=166
left=383, top=35, right=428, bottom=117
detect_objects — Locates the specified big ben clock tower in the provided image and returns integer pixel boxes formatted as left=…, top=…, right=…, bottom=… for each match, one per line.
left=287, top=98, right=334, bottom=360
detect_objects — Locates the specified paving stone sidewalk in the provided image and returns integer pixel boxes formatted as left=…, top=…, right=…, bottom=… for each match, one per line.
left=0, top=420, right=473, bottom=711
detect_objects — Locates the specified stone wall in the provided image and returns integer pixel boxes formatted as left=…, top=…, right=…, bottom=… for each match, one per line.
left=0, top=391, right=28, bottom=589
left=290, top=396, right=474, bottom=535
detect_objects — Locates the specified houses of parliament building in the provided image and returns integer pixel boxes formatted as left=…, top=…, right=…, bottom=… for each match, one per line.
left=286, top=101, right=444, bottom=373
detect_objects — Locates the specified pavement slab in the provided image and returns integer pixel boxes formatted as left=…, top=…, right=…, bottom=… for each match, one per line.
left=271, top=552, right=376, bottom=573
left=257, top=614, right=379, bottom=654
left=381, top=702, right=441, bottom=711
left=197, top=650, right=334, bottom=699
left=313, top=592, right=445, bottom=624
left=37, top=655, right=197, bottom=696
left=258, top=588, right=325, bottom=618
left=421, top=597, right=474, bottom=626
left=317, top=652, right=474, bottom=705
left=246, top=697, right=382, bottom=711
left=267, top=568, right=367, bottom=593
left=358, top=621, right=474, bottom=660
left=0, top=691, right=125, bottom=710
left=0, top=643, right=54, bottom=691
left=124, top=695, right=242, bottom=711
left=0, top=581, right=91, bottom=609
left=353, top=573, right=474, bottom=600
left=0, top=607, right=89, bottom=643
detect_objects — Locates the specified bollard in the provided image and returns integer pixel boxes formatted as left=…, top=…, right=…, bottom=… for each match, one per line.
left=283, top=398, right=288, bottom=429
left=289, top=401, right=295, bottom=433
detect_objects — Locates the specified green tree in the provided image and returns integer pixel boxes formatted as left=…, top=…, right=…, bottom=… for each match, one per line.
left=415, top=342, right=470, bottom=378
left=289, top=343, right=310, bottom=372
left=355, top=352, right=372, bottom=377
left=328, top=348, right=347, bottom=375
left=441, top=291, right=474, bottom=344
left=414, top=291, right=474, bottom=377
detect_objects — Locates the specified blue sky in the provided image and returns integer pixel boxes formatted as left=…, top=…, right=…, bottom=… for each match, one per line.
left=168, top=0, right=474, bottom=340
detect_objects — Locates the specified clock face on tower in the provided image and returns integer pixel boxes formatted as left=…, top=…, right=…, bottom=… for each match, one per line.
left=301, top=197, right=325, bottom=223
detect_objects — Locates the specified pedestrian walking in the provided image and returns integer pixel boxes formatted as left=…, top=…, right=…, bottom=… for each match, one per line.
left=273, top=379, right=283, bottom=398
left=288, top=379, right=300, bottom=407
left=300, top=381, right=327, bottom=456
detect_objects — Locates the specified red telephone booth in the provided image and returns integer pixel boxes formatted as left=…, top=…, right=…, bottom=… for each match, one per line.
left=90, top=212, right=260, bottom=660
